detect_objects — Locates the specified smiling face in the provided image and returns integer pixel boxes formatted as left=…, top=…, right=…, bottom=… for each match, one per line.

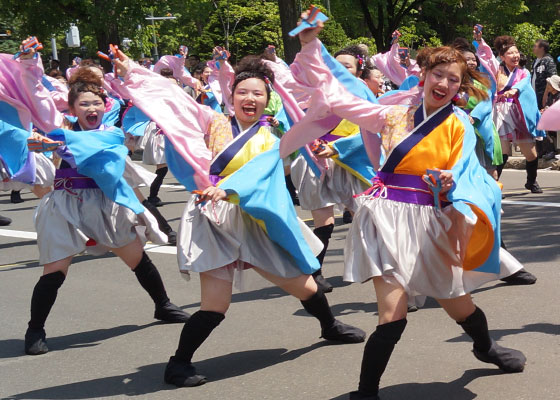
left=365, top=69, right=385, bottom=95
left=232, top=77, right=268, bottom=130
left=423, top=62, right=463, bottom=116
left=502, top=46, right=520, bottom=71
left=335, top=54, right=359, bottom=77
left=70, top=91, right=105, bottom=130
left=201, top=67, right=212, bottom=84
left=462, top=51, right=477, bottom=71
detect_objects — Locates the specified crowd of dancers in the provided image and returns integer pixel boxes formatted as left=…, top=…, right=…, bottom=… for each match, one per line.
left=2, top=12, right=560, bottom=399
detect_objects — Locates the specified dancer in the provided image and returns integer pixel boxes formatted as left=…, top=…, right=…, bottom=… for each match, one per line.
left=0, top=44, right=191, bottom=355
left=110, top=49, right=366, bottom=388
left=286, top=20, right=526, bottom=400
left=474, top=30, right=545, bottom=193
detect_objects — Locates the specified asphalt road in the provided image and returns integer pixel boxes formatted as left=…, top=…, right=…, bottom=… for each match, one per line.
left=0, top=166, right=559, bottom=400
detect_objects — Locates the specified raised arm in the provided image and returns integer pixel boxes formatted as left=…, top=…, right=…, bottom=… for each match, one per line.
left=0, top=52, right=63, bottom=133
left=110, top=56, right=214, bottom=189
left=474, top=31, right=499, bottom=80
left=154, top=55, right=201, bottom=90
left=207, top=48, right=235, bottom=116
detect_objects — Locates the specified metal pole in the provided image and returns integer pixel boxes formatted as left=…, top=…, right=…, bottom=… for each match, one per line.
left=324, top=0, right=330, bottom=13
left=51, top=36, right=58, bottom=60
left=150, top=11, right=159, bottom=61
left=137, top=24, right=144, bottom=59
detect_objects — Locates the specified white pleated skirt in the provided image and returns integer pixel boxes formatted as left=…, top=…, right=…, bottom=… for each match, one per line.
left=290, top=154, right=368, bottom=212
left=494, top=101, right=534, bottom=144
left=35, top=188, right=167, bottom=265
left=177, top=197, right=322, bottom=291
left=123, top=157, right=156, bottom=188
left=141, top=123, right=166, bottom=165
left=344, top=196, right=521, bottom=302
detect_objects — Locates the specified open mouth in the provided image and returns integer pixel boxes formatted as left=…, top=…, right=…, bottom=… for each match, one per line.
left=432, top=89, right=446, bottom=101
left=242, top=105, right=256, bottom=116
left=86, top=114, right=98, bottom=125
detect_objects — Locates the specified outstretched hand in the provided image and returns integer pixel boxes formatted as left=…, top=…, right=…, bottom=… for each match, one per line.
left=297, top=11, right=324, bottom=46
left=113, top=47, right=131, bottom=78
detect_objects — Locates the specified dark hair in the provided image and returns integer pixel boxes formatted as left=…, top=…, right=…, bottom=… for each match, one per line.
left=451, top=37, right=480, bottom=68
left=422, top=46, right=490, bottom=102
left=536, top=39, right=550, bottom=53
left=68, top=68, right=107, bottom=107
left=193, top=61, right=209, bottom=74
left=48, top=69, right=63, bottom=78
left=494, top=35, right=516, bottom=56
left=334, top=45, right=368, bottom=74
left=361, top=65, right=380, bottom=80
left=159, top=68, right=174, bottom=78
left=519, top=53, right=527, bottom=68
left=232, top=56, right=274, bottom=103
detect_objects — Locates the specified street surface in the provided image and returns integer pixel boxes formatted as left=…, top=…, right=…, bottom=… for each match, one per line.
left=1, top=165, right=559, bottom=400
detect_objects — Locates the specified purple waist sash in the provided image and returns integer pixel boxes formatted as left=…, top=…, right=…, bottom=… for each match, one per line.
left=366, top=171, right=450, bottom=207
left=54, top=168, right=99, bottom=191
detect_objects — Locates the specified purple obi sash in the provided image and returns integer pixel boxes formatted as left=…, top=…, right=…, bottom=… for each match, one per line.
left=54, top=168, right=99, bottom=191
left=358, top=171, right=450, bottom=207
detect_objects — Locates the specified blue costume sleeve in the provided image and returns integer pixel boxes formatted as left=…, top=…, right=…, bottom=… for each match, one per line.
left=470, top=92, right=496, bottom=160
left=122, top=106, right=150, bottom=137
left=164, top=136, right=198, bottom=192
left=447, top=108, right=502, bottom=274
left=102, top=96, right=123, bottom=127
left=332, top=134, right=376, bottom=183
left=48, top=127, right=144, bottom=214
left=513, top=74, right=545, bottom=138
left=219, top=141, right=320, bottom=275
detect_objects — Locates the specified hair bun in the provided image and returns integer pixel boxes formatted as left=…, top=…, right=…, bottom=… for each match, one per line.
left=235, top=55, right=275, bottom=85
left=494, top=35, right=516, bottom=55
left=68, top=67, right=103, bottom=87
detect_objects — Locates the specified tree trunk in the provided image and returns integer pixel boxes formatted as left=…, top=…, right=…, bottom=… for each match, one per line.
left=94, top=0, right=120, bottom=72
left=278, top=0, right=301, bottom=63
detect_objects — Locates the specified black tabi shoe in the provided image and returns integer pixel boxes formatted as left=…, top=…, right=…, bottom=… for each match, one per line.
left=167, top=231, right=177, bottom=246
left=24, top=328, right=49, bottom=355
left=147, top=196, right=163, bottom=207
left=500, top=269, right=537, bottom=285
left=407, top=305, right=419, bottom=312
left=10, top=191, right=23, bottom=203
left=322, top=320, right=366, bottom=343
left=154, top=301, right=191, bottom=323
left=349, top=391, right=381, bottom=400
left=314, top=274, right=333, bottom=293
left=342, top=210, right=353, bottom=224
left=473, top=339, right=526, bottom=373
left=164, top=356, right=207, bottom=387
left=524, top=182, right=543, bottom=193
left=0, top=214, right=11, bottom=226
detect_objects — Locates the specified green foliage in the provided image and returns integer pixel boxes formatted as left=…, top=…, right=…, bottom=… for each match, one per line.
left=547, top=21, right=560, bottom=60
left=511, top=23, right=546, bottom=58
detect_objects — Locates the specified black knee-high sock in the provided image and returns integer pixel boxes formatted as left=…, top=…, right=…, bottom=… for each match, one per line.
left=133, top=252, right=169, bottom=307
left=496, top=154, right=509, bottom=179
left=142, top=199, right=173, bottom=235
left=174, top=310, right=225, bottom=363
left=300, top=290, right=335, bottom=330
left=313, top=224, right=334, bottom=275
left=28, top=271, right=66, bottom=330
left=357, top=319, right=407, bottom=396
left=457, top=306, right=492, bottom=353
left=285, top=174, right=298, bottom=202
left=525, top=158, right=538, bottom=185
left=149, top=166, right=168, bottom=199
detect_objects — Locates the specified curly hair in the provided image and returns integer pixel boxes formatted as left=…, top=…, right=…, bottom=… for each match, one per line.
left=494, top=35, right=516, bottom=56
left=422, top=46, right=489, bottom=102
left=68, top=67, right=107, bottom=106
left=232, top=56, right=275, bottom=103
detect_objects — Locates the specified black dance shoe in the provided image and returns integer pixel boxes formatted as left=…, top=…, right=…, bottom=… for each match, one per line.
left=473, top=339, right=526, bottom=373
left=167, top=231, right=177, bottom=246
left=154, top=301, right=191, bottom=323
left=10, top=191, right=23, bottom=203
left=500, top=269, right=537, bottom=285
left=322, top=320, right=366, bottom=343
left=164, top=356, right=207, bottom=387
left=147, top=196, right=163, bottom=207
left=0, top=214, right=11, bottom=226
left=342, top=210, right=353, bottom=224
left=524, top=182, right=543, bottom=193
left=314, top=274, right=333, bottom=293
left=25, top=328, right=49, bottom=355
left=349, top=391, right=381, bottom=399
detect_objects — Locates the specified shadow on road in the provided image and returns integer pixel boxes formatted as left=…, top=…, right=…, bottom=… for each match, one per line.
left=329, top=368, right=503, bottom=400
left=5, top=342, right=328, bottom=399
left=447, top=322, right=560, bottom=344
left=0, top=322, right=160, bottom=360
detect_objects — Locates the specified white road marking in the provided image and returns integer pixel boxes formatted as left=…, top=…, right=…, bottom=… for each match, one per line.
left=502, top=200, right=560, bottom=208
